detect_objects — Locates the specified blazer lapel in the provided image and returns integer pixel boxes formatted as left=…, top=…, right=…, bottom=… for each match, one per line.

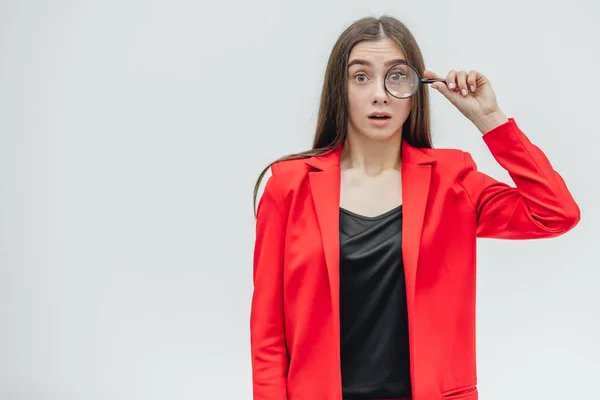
left=401, top=164, right=431, bottom=305
left=401, top=140, right=436, bottom=303
left=306, top=148, right=342, bottom=353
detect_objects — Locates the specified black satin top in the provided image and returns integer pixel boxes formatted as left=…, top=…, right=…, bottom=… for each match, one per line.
left=339, top=204, right=411, bottom=399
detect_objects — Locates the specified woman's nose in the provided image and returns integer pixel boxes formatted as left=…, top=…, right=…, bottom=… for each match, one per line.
left=371, top=81, right=389, bottom=103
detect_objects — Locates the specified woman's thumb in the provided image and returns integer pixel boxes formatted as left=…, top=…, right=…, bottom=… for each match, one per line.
left=425, top=70, right=449, bottom=95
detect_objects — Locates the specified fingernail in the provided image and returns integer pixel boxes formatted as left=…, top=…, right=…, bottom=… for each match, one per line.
left=470, top=85, right=475, bottom=92
left=448, top=83, right=455, bottom=89
left=461, top=89, right=467, bottom=96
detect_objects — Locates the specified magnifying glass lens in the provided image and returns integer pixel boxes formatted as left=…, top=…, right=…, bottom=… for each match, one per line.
left=385, top=64, right=421, bottom=99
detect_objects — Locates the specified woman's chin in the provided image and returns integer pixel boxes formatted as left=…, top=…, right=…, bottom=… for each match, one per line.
left=362, top=126, right=401, bottom=141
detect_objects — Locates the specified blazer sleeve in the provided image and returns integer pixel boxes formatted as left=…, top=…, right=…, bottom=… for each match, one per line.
left=250, top=165, right=289, bottom=399
left=458, top=117, right=580, bottom=239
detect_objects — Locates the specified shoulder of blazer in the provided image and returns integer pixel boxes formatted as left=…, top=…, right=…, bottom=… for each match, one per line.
left=270, top=157, right=312, bottom=185
left=408, top=146, right=479, bottom=187
left=412, top=146, right=469, bottom=174
left=266, top=157, right=312, bottom=204
left=423, top=146, right=464, bottom=160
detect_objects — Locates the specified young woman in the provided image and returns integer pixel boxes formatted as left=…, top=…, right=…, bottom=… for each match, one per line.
left=249, top=15, right=580, bottom=400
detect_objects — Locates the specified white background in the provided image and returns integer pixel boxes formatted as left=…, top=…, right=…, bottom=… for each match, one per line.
left=1, top=1, right=598, bottom=399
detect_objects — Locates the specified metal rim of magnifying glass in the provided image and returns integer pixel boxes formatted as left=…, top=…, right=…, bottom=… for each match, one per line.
left=384, top=62, right=444, bottom=99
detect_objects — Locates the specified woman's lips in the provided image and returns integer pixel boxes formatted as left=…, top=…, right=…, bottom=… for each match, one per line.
left=368, top=116, right=392, bottom=126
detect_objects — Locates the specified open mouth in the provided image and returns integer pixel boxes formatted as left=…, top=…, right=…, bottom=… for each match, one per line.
left=368, top=115, right=391, bottom=120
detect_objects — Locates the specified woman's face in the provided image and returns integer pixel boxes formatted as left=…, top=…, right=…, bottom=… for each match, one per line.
left=346, top=38, right=412, bottom=142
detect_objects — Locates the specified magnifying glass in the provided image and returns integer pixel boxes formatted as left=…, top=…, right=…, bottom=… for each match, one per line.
left=385, top=62, right=446, bottom=99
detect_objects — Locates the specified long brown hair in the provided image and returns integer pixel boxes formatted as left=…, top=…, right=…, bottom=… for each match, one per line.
left=252, top=15, right=434, bottom=217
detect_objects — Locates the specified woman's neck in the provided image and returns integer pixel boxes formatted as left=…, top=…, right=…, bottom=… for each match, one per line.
left=340, top=131, right=402, bottom=175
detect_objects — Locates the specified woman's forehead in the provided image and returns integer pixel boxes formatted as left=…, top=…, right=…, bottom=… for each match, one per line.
left=348, top=39, right=406, bottom=67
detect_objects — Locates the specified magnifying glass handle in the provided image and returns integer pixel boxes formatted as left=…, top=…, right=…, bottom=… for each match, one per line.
left=422, top=78, right=446, bottom=84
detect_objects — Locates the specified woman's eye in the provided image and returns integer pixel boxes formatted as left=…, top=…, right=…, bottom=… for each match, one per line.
left=390, top=72, right=406, bottom=81
left=354, top=74, right=367, bottom=83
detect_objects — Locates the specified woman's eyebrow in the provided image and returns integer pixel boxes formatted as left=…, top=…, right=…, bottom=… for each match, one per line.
left=347, top=58, right=407, bottom=69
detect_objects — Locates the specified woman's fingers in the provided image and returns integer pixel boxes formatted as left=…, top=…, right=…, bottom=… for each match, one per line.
left=456, top=71, right=468, bottom=96
left=467, top=70, right=478, bottom=93
left=446, top=70, right=458, bottom=91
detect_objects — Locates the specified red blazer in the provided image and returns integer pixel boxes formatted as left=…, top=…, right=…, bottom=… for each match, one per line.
left=250, top=118, right=580, bottom=400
